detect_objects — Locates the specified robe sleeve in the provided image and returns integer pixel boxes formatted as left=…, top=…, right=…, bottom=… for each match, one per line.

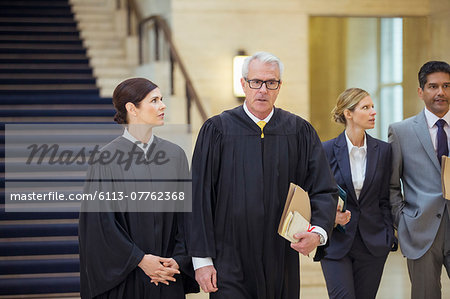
left=296, top=120, right=338, bottom=259
left=78, top=161, right=145, bottom=298
left=185, top=118, right=222, bottom=258
left=170, top=148, right=199, bottom=293
left=171, top=212, right=200, bottom=294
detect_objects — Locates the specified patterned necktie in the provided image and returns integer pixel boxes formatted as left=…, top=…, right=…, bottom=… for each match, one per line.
left=436, top=119, right=448, bottom=164
left=257, top=121, right=266, bottom=138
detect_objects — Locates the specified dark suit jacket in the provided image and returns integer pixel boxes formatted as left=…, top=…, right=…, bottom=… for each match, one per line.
left=322, top=132, right=395, bottom=259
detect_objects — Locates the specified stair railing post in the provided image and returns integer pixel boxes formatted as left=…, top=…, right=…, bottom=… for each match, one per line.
left=185, top=83, right=192, bottom=126
left=138, top=22, right=143, bottom=64
left=170, top=52, right=175, bottom=95
left=154, top=22, right=160, bottom=61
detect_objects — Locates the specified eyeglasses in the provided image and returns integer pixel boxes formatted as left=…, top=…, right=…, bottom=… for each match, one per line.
left=245, top=79, right=280, bottom=90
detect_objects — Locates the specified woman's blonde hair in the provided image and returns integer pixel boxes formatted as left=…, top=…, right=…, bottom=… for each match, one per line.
left=331, top=88, right=370, bottom=125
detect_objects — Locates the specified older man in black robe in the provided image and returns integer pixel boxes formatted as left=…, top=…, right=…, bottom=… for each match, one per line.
left=186, top=52, right=337, bottom=299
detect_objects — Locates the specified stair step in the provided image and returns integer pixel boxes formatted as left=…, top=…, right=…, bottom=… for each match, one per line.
left=0, top=240, right=79, bottom=256
left=0, top=173, right=87, bottom=183
left=87, top=47, right=123, bottom=58
left=0, top=254, right=79, bottom=264
left=76, top=22, right=115, bottom=31
left=0, top=219, right=78, bottom=226
left=1, top=103, right=111, bottom=109
left=0, top=88, right=99, bottom=95
left=0, top=78, right=96, bottom=85
left=0, top=17, right=76, bottom=24
left=79, top=30, right=117, bottom=39
left=0, top=42, right=83, bottom=49
left=0, top=1, right=71, bottom=7
left=0, top=116, right=113, bottom=123
left=0, top=48, right=86, bottom=55
left=0, top=70, right=92, bottom=76
left=0, top=14, right=75, bottom=19
left=2, top=145, right=102, bottom=158
left=83, top=39, right=123, bottom=49
left=0, top=94, right=109, bottom=105
left=0, top=223, right=78, bottom=238
left=0, top=31, right=78, bottom=37
left=0, top=84, right=98, bottom=91
left=0, top=43, right=85, bottom=51
left=89, top=57, right=129, bottom=67
left=0, top=73, right=94, bottom=80
left=0, top=26, right=78, bottom=33
left=0, top=63, right=91, bottom=70
left=0, top=258, right=79, bottom=275
left=0, top=132, right=115, bottom=144
left=0, top=60, right=89, bottom=66
left=0, top=35, right=80, bottom=42
left=94, top=66, right=132, bottom=77
left=74, top=13, right=112, bottom=23
left=0, top=276, right=80, bottom=295
left=71, top=6, right=114, bottom=14
left=0, top=8, right=73, bottom=17
left=3, top=131, right=116, bottom=144
left=0, top=53, right=87, bottom=60
left=0, top=108, right=114, bottom=117
left=0, top=211, right=79, bottom=221
left=70, top=0, right=113, bottom=5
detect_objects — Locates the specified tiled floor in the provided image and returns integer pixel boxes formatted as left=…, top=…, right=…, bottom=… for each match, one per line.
left=187, top=251, right=450, bottom=299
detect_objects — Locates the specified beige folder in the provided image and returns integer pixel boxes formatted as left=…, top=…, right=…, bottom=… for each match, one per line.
left=278, top=183, right=312, bottom=241
left=441, top=156, right=450, bottom=200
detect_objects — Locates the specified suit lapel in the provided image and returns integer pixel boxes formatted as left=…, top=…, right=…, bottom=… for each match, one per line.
left=359, top=134, right=378, bottom=201
left=334, top=132, right=358, bottom=203
left=413, top=110, right=441, bottom=172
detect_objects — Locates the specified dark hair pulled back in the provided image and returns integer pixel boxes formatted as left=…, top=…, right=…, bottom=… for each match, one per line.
left=112, top=78, right=158, bottom=124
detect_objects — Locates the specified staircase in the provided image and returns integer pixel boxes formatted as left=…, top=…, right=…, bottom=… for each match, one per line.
left=0, top=0, right=116, bottom=297
left=70, top=0, right=137, bottom=97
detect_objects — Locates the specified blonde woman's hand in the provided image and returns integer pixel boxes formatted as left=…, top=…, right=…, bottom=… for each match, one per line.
left=335, top=210, right=351, bottom=226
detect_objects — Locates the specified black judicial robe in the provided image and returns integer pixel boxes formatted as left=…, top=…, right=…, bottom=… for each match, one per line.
left=187, top=106, right=337, bottom=299
left=78, top=136, right=198, bottom=299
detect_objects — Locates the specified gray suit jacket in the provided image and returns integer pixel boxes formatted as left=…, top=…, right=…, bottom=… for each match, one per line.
left=388, top=109, right=448, bottom=259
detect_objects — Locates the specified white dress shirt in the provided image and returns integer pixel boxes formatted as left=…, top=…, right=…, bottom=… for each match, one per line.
left=122, top=128, right=154, bottom=156
left=345, top=131, right=367, bottom=199
left=423, top=108, right=450, bottom=152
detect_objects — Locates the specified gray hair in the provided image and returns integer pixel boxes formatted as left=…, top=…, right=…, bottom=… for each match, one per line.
left=242, top=51, right=284, bottom=79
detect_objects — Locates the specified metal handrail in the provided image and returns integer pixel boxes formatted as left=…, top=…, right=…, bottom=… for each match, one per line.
left=138, top=15, right=207, bottom=122
left=124, top=1, right=207, bottom=123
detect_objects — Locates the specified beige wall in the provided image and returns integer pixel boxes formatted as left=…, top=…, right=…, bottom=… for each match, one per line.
left=169, top=0, right=431, bottom=135
left=309, top=17, right=347, bottom=141
left=430, top=0, right=450, bottom=62
left=402, top=0, right=450, bottom=119
left=171, top=1, right=309, bottom=120
left=402, top=17, right=430, bottom=119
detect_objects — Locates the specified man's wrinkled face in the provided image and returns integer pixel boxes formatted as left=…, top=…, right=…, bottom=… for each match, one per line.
left=241, top=59, right=281, bottom=119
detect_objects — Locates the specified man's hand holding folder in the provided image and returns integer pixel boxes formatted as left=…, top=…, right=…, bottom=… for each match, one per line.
left=278, top=183, right=321, bottom=257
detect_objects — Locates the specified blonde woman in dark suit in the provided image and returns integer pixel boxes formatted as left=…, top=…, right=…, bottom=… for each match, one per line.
left=320, top=88, right=396, bottom=299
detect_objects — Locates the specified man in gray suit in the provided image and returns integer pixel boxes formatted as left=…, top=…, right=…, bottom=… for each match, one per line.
left=389, top=60, right=450, bottom=299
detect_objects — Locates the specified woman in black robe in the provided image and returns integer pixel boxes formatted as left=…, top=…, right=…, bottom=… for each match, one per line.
left=78, top=78, right=198, bottom=298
